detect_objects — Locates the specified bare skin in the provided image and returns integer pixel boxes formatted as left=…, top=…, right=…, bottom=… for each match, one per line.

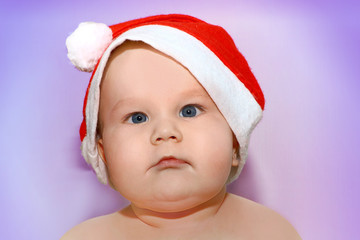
left=61, top=192, right=301, bottom=239
left=61, top=41, right=301, bottom=239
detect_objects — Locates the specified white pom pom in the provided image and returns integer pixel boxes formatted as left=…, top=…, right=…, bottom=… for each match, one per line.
left=66, top=22, right=113, bottom=72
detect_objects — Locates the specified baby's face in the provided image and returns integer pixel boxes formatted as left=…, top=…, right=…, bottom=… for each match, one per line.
left=97, top=41, right=239, bottom=212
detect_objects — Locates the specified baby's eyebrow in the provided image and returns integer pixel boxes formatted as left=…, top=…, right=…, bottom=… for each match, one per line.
left=179, top=88, right=209, bottom=98
left=110, top=97, right=138, bottom=114
left=110, top=89, right=209, bottom=113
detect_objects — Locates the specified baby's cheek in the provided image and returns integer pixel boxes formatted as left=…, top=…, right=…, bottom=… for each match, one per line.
left=105, top=133, right=146, bottom=171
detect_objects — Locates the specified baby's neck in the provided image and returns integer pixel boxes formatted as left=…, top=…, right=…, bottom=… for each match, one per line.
left=129, top=187, right=228, bottom=230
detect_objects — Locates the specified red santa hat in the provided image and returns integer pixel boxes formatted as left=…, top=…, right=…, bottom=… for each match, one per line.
left=66, top=14, right=265, bottom=184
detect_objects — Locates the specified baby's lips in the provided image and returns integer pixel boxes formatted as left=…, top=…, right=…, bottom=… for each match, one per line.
left=151, top=155, right=190, bottom=169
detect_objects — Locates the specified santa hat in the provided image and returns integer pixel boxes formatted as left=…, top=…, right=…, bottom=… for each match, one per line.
left=66, top=14, right=265, bottom=185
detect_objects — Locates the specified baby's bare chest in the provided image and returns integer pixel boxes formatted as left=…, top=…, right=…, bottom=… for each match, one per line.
left=105, top=222, right=244, bottom=240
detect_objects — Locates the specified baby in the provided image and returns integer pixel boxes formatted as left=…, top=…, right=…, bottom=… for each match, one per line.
left=62, top=14, right=301, bottom=239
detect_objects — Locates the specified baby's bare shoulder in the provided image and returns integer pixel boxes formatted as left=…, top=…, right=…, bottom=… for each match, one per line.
left=60, top=213, right=121, bottom=240
left=223, top=194, right=302, bottom=239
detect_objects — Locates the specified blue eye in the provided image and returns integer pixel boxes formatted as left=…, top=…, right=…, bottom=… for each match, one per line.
left=128, top=112, right=148, bottom=124
left=180, top=105, right=202, bottom=117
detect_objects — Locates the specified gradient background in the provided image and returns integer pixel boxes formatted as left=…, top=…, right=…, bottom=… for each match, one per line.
left=1, top=0, right=359, bottom=239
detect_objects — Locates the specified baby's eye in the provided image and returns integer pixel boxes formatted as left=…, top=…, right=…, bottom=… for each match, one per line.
left=127, top=112, right=148, bottom=124
left=180, top=105, right=203, bottom=118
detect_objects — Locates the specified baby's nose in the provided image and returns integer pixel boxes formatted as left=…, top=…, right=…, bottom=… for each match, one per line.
left=150, top=119, right=183, bottom=145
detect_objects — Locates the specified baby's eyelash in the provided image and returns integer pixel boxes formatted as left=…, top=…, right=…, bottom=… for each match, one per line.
left=179, top=104, right=205, bottom=118
left=181, top=104, right=204, bottom=110
left=193, top=104, right=205, bottom=111
left=122, top=104, right=205, bottom=123
left=124, top=112, right=148, bottom=124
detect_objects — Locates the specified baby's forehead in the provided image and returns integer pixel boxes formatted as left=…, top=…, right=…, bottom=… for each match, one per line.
left=102, top=42, right=208, bottom=94
left=107, top=40, right=164, bottom=63
left=101, top=40, right=203, bottom=92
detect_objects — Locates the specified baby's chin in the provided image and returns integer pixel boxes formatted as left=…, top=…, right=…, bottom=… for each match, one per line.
left=131, top=187, right=226, bottom=213
left=133, top=198, right=206, bottom=214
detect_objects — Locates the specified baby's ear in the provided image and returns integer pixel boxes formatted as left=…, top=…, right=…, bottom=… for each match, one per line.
left=97, top=139, right=107, bottom=165
left=232, top=149, right=240, bottom=167
left=232, top=134, right=240, bottom=167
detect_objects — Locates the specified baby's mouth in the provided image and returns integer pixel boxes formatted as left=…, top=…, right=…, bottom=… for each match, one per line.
left=153, top=156, right=189, bottom=169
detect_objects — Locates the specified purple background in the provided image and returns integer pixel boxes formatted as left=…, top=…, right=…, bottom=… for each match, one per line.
left=1, top=0, right=359, bottom=239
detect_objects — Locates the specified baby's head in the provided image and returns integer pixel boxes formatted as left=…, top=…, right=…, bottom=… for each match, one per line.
left=66, top=14, right=265, bottom=194
left=96, top=40, right=241, bottom=209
